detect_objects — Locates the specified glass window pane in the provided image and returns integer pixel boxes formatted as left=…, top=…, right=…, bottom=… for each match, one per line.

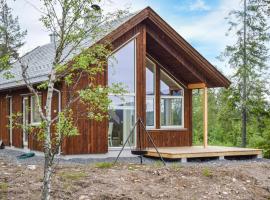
left=108, top=40, right=135, bottom=93
left=160, top=70, right=183, bottom=96
left=31, top=95, right=41, bottom=124
left=146, top=58, right=155, bottom=128
left=161, top=98, right=183, bottom=126
left=146, top=59, right=155, bottom=95
left=160, top=69, right=184, bottom=127
left=109, top=96, right=135, bottom=147
left=146, top=96, right=154, bottom=127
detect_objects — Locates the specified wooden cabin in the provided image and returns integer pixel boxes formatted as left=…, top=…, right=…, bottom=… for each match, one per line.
left=0, top=7, right=233, bottom=156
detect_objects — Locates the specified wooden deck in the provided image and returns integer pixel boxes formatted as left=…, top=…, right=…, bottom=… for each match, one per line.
left=145, top=146, right=262, bottom=160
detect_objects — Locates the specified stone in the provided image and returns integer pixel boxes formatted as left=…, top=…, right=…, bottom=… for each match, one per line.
left=79, top=195, right=90, bottom=200
left=27, top=165, right=36, bottom=170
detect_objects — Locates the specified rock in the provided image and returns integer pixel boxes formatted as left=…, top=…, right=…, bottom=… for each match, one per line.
left=246, top=180, right=251, bottom=183
left=27, top=165, right=36, bottom=170
left=223, top=191, right=228, bottom=195
left=232, top=178, right=236, bottom=182
left=79, top=195, right=90, bottom=200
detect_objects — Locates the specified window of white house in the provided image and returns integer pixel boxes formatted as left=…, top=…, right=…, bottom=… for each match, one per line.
left=160, top=69, right=184, bottom=128
left=108, top=39, right=136, bottom=147
left=31, top=95, right=42, bottom=125
left=146, top=58, right=155, bottom=128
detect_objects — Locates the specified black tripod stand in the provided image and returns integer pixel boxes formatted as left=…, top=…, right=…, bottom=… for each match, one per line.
left=113, top=118, right=166, bottom=166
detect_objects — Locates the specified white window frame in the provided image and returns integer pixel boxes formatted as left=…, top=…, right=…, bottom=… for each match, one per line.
left=160, top=70, right=184, bottom=129
left=146, top=58, right=156, bottom=129
left=30, top=95, right=42, bottom=126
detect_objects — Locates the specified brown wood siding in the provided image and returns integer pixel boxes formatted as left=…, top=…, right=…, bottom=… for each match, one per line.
left=11, top=91, right=23, bottom=148
left=61, top=73, right=108, bottom=155
left=0, top=95, right=9, bottom=145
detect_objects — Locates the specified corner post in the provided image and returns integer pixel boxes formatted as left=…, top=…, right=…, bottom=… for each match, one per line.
left=203, top=87, right=208, bottom=148
left=136, top=24, right=147, bottom=148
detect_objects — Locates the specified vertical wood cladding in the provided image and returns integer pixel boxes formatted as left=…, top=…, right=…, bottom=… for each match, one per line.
left=0, top=95, right=9, bottom=145
left=61, top=72, right=108, bottom=155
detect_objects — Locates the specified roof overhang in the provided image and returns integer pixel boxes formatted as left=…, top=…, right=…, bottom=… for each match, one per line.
left=102, top=7, right=231, bottom=88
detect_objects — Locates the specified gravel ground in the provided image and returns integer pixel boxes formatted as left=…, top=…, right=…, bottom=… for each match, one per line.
left=0, top=147, right=269, bottom=166
left=0, top=149, right=270, bottom=200
left=1, top=148, right=270, bottom=200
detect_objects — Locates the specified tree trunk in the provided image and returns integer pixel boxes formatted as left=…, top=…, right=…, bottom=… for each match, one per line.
left=241, top=108, right=247, bottom=147
left=242, top=0, right=247, bottom=148
left=41, top=124, right=53, bottom=200
left=41, top=153, right=53, bottom=200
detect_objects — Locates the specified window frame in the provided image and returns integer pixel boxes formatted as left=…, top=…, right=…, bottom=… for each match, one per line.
left=107, top=38, right=137, bottom=149
left=146, top=58, right=156, bottom=129
left=160, top=69, right=184, bottom=129
left=30, top=95, right=42, bottom=126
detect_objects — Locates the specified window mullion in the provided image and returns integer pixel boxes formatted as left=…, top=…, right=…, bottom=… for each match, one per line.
left=155, top=64, right=160, bottom=129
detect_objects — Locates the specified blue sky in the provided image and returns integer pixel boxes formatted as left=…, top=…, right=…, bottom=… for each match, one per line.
left=11, top=0, right=243, bottom=76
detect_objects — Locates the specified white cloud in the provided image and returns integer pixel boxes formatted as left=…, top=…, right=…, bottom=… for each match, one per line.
left=189, top=0, right=210, bottom=11
left=177, top=0, right=241, bottom=45
left=9, top=0, right=148, bottom=55
left=174, top=0, right=242, bottom=75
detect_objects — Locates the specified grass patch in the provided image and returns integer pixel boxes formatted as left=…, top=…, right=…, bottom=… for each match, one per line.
left=202, top=167, right=213, bottom=177
left=0, top=182, right=8, bottom=191
left=95, top=162, right=113, bottom=169
left=170, top=163, right=183, bottom=171
left=59, top=171, right=87, bottom=181
left=153, top=160, right=164, bottom=168
left=0, top=182, right=8, bottom=200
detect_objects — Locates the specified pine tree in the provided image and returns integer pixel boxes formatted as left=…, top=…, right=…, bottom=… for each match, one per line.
left=222, top=0, right=270, bottom=147
left=0, top=0, right=26, bottom=71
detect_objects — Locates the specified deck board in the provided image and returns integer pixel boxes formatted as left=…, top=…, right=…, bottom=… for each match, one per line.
left=145, top=146, right=262, bottom=159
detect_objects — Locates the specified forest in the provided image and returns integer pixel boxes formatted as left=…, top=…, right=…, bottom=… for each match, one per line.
left=192, top=0, right=270, bottom=157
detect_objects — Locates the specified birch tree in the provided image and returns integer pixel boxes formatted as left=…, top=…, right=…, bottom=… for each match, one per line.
left=15, top=1, right=127, bottom=199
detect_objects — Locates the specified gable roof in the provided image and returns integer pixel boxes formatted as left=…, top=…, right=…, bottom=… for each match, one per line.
left=0, top=7, right=230, bottom=91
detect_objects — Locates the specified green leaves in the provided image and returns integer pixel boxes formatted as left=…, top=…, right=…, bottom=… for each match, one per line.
left=56, top=110, right=79, bottom=137
left=79, top=83, right=126, bottom=121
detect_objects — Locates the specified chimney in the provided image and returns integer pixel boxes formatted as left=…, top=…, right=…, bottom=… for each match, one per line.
left=49, top=32, right=58, bottom=44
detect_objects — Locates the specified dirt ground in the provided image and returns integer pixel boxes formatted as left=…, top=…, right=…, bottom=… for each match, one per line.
left=0, top=158, right=270, bottom=200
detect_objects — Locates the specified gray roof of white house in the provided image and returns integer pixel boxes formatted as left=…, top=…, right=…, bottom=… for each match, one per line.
left=0, top=11, right=139, bottom=91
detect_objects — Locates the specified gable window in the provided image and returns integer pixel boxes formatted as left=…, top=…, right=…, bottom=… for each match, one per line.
left=160, top=70, right=184, bottom=128
left=146, top=58, right=155, bottom=128
left=108, top=39, right=136, bottom=147
left=31, top=95, right=42, bottom=125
